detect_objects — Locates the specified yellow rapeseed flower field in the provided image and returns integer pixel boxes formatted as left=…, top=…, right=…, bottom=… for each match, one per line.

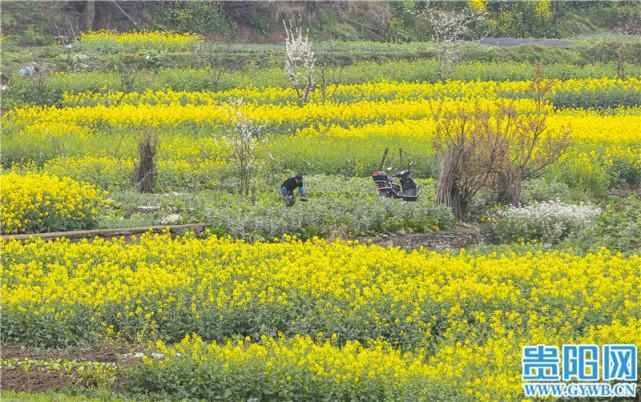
left=78, top=30, right=203, bottom=50
left=2, top=72, right=640, bottom=399
left=6, top=97, right=552, bottom=130
left=295, top=113, right=641, bottom=143
left=0, top=172, right=107, bottom=234
left=61, top=77, right=641, bottom=106
left=2, top=233, right=640, bottom=400
left=5, top=99, right=640, bottom=145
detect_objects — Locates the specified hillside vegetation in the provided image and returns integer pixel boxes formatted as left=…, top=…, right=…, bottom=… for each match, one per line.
left=2, top=1, right=640, bottom=44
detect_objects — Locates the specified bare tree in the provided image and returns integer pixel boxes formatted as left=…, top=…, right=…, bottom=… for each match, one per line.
left=433, top=96, right=570, bottom=220
left=223, top=101, right=265, bottom=197
left=317, top=60, right=342, bottom=104
left=611, top=26, right=637, bottom=80
left=494, top=80, right=571, bottom=206
left=284, top=20, right=316, bottom=106
left=195, top=43, right=230, bottom=92
left=423, top=9, right=485, bottom=83
left=433, top=103, right=509, bottom=221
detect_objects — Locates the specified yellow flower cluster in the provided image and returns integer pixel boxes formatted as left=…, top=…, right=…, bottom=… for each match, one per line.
left=3, top=121, right=229, bottom=161
left=61, top=77, right=641, bottom=107
left=8, top=97, right=627, bottom=133
left=534, top=0, right=552, bottom=18
left=9, top=97, right=549, bottom=129
left=602, top=145, right=641, bottom=170
left=468, top=0, right=487, bottom=12
left=296, top=113, right=641, bottom=144
left=2, top=234, right=640, bottom=400
left=0, top=172, right=107, bottom=234
left=4, top=78, right=639, bottom=194
left=78, top=30, right=203, bottom=50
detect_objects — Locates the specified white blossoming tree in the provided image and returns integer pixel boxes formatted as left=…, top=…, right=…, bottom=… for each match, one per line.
left=424, top=9, right=485, bottom=83
left=223, top=101, right=265, bottom=197
left=284, top=20, right=316, bottom=106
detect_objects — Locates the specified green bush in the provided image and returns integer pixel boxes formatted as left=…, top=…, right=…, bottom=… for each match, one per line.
left=606, top=156, right=641, bottom=189
left=550, top=150, right=610, bottom=198
left=20, top=26, right=56, bottom=46
left=551, top=86, right=641, bottom=109
left=520, top=178, right=570, bottom=204
left=567, top=196, right=641, bottom=254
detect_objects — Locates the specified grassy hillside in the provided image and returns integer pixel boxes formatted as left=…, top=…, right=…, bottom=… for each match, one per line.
left=1, top=1, right=640, bottom=45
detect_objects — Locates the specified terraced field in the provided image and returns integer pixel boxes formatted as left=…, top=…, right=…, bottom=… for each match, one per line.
left=1, top=26, right=640, bottom=401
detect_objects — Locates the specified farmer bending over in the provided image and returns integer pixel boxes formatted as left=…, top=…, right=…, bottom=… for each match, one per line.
left=281, top=173, right=307, bottom=206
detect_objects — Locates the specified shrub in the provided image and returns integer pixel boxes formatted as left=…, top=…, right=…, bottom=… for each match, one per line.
left=150, top=2, right=233, bottom=35
left=520, top=178, right=570, bottom=203
left=0, top=172, right=107, bottom=234
left=21, top=26, right=56, bottom=46
left=567, top=196, right=641, bottom=254
left=603, top=146, right=641, bottom=190
left=551, top=150, right=610, bottom=198
left=492, top=200, right=602, bottom=244
left=606, top=156, right=641, bottom=189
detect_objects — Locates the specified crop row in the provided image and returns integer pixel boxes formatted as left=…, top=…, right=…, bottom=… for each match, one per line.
left=3, top=233, right=639, bottom=348
left=7, top=98, right=640, bottom=137
left=2, top=234, right=640, bottom=399
left=6, top=60, right=641, bottom=109
left=78, top=30, right=203, bottom=51
left=60, top=77, right=641, bottom=108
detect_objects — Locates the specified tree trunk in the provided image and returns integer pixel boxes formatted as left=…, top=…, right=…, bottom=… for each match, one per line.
left=496, top=169, right=522, bottom=207
left=436, top=149, right=464, bottom=221
left=82, top=0, right=96, bottom=31
left=617, top=49, right=626, bottom=80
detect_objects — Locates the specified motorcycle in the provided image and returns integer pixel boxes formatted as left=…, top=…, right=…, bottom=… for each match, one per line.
left=371, top=169, right=418, bottom=201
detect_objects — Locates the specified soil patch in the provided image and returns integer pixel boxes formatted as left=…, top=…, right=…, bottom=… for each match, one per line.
left=1, top=343, right=127, bottom=363
left=1, top=367, right=78, bottom=393
left=1, top=344, right=132, bottom=393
